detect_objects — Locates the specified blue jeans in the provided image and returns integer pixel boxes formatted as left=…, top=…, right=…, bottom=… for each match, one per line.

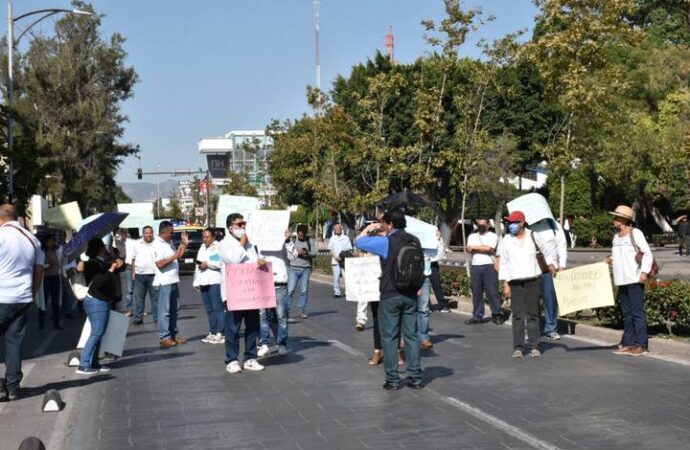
left=123, top=265, right=134, bottom=310
left=378, top=294, right=422, bottom=385
left=133, top=274, right=158, bottom=321
left=224, top=309, right=260, bottom=363
left=332, top=264, right=343, bottom=295
left=287, top=267, right=311, bottom=314
left=470, top=264, right=502, bottom=318
left=157, top=283, right=179, bottom=340
left=0, top=303, right=29, bottom=392
left=80, top=296, right=110, bottom=370
left=260, top=285, right=288, bottom=346
left=417, top=277, right=431, bottom=341
left=200, top=284, right=224, bottom=334
left=541, top=273, right=558, bottom=333
left=619, top=283, right=647, bottom=348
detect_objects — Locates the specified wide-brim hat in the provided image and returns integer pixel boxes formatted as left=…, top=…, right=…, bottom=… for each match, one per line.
left=608, top=205, right=635, bottom=222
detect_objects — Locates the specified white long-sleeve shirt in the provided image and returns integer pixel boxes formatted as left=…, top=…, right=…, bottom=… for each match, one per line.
left=218, top=235, right=262, bottom=301
left=612, top=228, right=653, bottom=286
left=498, top=230, right=557, bottom=282
left=327, top=234, right=352, bottom=265
left=529, top=221, right=565, bottom=269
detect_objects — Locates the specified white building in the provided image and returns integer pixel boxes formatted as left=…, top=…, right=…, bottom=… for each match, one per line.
left=503, top=165, right=549, bottom=191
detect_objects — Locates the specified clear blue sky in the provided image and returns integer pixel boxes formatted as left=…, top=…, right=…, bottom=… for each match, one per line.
left=13, top=0, right=538, bottom=183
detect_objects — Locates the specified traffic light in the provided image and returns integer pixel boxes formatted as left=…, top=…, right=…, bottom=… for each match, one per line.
left=137, top=168, right=142, bottom=180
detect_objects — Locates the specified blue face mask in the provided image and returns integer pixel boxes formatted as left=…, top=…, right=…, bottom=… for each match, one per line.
left=508, top=223, right=520, bottom=235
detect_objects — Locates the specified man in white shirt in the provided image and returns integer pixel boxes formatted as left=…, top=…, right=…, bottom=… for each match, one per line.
left=530, top=219, right=568, bottom=339
left=131, top=226, right=158, bottom=325
left=497, top=211, right=557, bottom=359
left=0, top=204, right=44, bottom=401
left=152, top=221, right=188, bottom=348
left=466, top=218, right=503, bottom=325
left=327, top=224, right=352, bottom=298
left=219, top=213, right=266, bottom=373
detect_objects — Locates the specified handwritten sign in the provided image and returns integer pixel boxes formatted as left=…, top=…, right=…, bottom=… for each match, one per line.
left=43, top=201, right=83, bottom=231
left=118, top=203, right=155, bottom=229
left=215, top=195, right=260, bottom=228
left=553, top=262, right=615, bottom=316
left=246, top=209, right=290, bottom=251
left=345, top=257, right=381, bottom=302
left=405, top=216, right=437, bottom=249
left=77, top=310, right=129, bottom=357
left=225, top=262, right=277, bottom=311
left=507, top=193, right=555, bottom=225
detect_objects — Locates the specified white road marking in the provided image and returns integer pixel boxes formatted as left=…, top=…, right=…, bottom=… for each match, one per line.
left=327, top=339, right=364, bottom=356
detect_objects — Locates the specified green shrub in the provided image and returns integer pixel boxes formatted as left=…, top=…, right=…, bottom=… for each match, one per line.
left=571, top=212, right=614, bottom=248
left=440, top=267, right=471, bottom=297
left=313, top=254, right=333, bottom=275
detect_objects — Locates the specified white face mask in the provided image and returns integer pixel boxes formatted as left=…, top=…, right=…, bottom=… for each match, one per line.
left=232, top=228, right=246, bottom=239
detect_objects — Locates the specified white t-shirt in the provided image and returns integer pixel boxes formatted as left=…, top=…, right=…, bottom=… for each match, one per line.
left=467, top=231, right=498, bottom=266
left=327, top=234, right=352, bottom=265
left=152, top=236, right=179, bottom=286
left=195, top=241, right=222, bottom=286
left=131, top=239, right=156, bottom=275
left=0, top=221, right=45, bottom=304
left=612, top=229, right=653, bottom=286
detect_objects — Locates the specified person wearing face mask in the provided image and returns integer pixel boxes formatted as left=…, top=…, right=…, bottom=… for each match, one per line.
left=606, top=205, right=653, bottom=356
left=219, top=213, right=266, bottom=373
left=465, top=217, right=503, bottom=325
left=196, top=228, right=224, bottom=344
left=497, top=211, right=557, bottom=359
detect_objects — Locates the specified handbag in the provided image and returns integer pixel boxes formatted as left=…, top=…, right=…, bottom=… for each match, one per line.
left=629, top=228, right=659, bottom=277
left=69, top=271, right=91, bottom=301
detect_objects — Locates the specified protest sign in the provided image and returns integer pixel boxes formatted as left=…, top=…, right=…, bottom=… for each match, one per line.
left=246, top=209, right=290, bottom=251
left=553, top=262, right=615, bottom=316
left=345, top=256, right=382, bottom=302
left=43, top=202, right=83, bottom=231
left=405, top=216, right=437, bottom=249
left=507, top=193, right=555, bottom=225
left=118, top=203, right=155, bottom=229
left=225, top=262, right=277, bottom=311
left=215, top=195, right=260, bottom=227
left=77, top=310, right=129, bottom=357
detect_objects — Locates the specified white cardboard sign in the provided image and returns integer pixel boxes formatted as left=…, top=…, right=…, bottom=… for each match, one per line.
left=507, top=193, right=555, bottom=225
left=246, top=210, right=290, bottom=251
left=345, top=256, right=381, bottom=302
left=77, top=310, right=129, bottom=357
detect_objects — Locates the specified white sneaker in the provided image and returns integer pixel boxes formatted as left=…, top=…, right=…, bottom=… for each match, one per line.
left=212, top=333, right=225, bottom=344
left=257, top=344, right=270, bottom=357
left=226, top=361, right=242, bottom=374
left=201, top=333, right=215, bottom=344
left=243, top=359, right=264, bottom=371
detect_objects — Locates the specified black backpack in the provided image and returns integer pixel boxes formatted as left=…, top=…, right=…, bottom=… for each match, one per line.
left=390, top=234, right=425, bottom=292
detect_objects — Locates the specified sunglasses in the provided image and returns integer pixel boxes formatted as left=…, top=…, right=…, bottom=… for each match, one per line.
left=233, top=221, right=246, bottom=227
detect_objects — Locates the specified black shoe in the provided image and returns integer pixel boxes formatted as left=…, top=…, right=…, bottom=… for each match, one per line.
left=0, top=388, right=7, bottom=402
left=448, top=300, right=459, bottom=309
left=333, top=294, right=341, bottom=298
left=492, top=316, right=505, bottom=325
left=132, top=319, right=143, bottom=325
left=465, top=317, right=482, bottom=325
left=439, top=307, right=452, bottom=313
left=382, top=381, right=403, bottom=390
left=407, top=380, right=425, bottom=389
left=7, top=390, right=19, bottom=401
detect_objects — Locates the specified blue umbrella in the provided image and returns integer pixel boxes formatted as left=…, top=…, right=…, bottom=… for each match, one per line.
left=63, top=212, right=129, bottom=260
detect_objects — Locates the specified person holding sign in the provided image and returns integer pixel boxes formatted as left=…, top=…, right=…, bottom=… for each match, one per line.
left=497, top=211, right=557, bottom=359
left=219, top=213, right=265, bottom=374
left=607, top=205, right=654, bottom=356
left=196, top=228, right=224, bottom=345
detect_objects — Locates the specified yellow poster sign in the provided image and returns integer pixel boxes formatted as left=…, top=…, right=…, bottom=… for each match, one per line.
left=553, top=262, right=615, bottom=316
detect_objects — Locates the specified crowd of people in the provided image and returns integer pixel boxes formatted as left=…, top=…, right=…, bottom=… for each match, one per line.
left=0, top=200, right=663, bottom=399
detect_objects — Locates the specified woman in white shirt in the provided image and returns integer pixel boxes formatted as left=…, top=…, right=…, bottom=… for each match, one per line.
left=196, top=228, right=224, bottom=344
left=607, top=205, right=653, bottom=356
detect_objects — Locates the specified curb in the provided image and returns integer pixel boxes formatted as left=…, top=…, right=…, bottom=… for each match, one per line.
left=311, top=272, right=690, bottom=363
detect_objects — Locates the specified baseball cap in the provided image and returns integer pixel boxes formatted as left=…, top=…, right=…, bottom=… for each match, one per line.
left=506, top=211, right=526, bottom=222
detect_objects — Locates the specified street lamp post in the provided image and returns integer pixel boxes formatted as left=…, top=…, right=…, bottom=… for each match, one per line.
left=5, top=0, right=91, bottom=200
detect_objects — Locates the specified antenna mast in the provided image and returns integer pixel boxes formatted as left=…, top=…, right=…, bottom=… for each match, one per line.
left=314, top=0, right=321, bottom=90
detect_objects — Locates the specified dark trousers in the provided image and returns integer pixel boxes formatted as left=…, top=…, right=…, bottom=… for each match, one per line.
left=619, top=283, right=647, bottom=348
left=224, top=309, right=260, bottom=363
left=429, top=262, right=448, bottom=308
left=470, top=265, right=502, bottom=318
left=0, top=303, right=29, bottom=393
left=510, top=278, right=541, bottom=350
left=370, top=302, right=381, bottom=350
left=134, top=274, right=158, bottom=321
left=39, top=275, right=61, bottom=328
left=679, top=236, right=689, bottom=256
left=378, top=295, right=422, bottom=385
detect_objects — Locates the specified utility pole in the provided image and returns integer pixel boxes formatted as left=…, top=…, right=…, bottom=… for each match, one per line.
left=314, top=0, right=321, bottom=90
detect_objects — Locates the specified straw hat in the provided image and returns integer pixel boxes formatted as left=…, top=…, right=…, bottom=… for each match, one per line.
left=609, top=205, right=635, bottom=222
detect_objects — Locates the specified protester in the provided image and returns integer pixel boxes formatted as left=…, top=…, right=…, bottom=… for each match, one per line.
left=152, top=221, right=189, bottom=348
left=38, top=235, right=62, bottom=330
left=428, top=229, right=450, bottom=312
left=418, top=236, right=445, bottom=349
left=196, top=228, right=224, bottom=344
left=0, top=204, right=44, bottom=400
left=607, top=205, right=654, bottom=356
left=258, top=236, right=290, bottom=357
left=131, top=226, right=158, bottom=325
left=355, top=209, right=424, bottom=390
left=530, top=219, right=567, bottom=339
left=285, top=224, right=317, bottom=319
left=497, top=211, right=557, bottom=359
left=114, top=228, right=136, bottom=316
left=465, top=218, right=503, bottom=325
left=75, top=238, right=124, bottom=375
left=676, top=215, right=689, bottom=256
left=328, top=224, right=352, bottom=298
left=220, top=213, right=265, bottom=373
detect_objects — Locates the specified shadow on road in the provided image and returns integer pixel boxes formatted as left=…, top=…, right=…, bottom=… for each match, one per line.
left=423, top=366, right=455, bottom=385
left=114, top=351, right=193, bottom=368
left=302, top=310, right=338, bottom=318
left=18, top=374, right=115, bottom=400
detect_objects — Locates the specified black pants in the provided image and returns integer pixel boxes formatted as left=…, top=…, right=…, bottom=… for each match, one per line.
left=39, top=275, right=61, bottom=329
left=370, top=302, right=381, bottom=350
left=430, top=262, right=448, bottom=308
left=510, top=278, right=541, bottom=351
